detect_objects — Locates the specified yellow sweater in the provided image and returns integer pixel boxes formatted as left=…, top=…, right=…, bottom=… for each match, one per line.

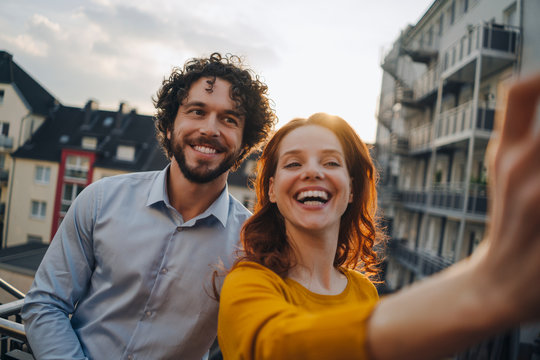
left=218, top=261, right=379, bottom=360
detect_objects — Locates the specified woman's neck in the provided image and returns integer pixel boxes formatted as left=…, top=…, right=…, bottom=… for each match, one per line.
left=285, top=225, right=347, bottom=295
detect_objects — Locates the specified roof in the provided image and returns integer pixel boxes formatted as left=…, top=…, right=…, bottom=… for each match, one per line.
left=12, top=102, right=169, bottom=172
left=0, top=243, right=49, bottom=275
left=0, top=50, right=58, bottom=116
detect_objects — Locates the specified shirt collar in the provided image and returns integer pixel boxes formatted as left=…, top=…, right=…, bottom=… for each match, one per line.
left=146, top=164, right=230, bottom=227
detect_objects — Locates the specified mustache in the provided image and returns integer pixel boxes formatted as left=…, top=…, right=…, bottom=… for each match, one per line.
left=189, top=136, right=227, bottom=153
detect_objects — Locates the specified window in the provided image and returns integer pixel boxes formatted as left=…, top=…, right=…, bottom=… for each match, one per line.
left=0, top=154, right=4, bottom=170
left=61, top=183, right=85, bottom=213
left=82, top=136, right=97, bottom=150
left=31, top=200, right=46, bottom=219
left=116, top=145, right=135, bottom=161
left=0, top=89, right=4, bottom=105
left=1, top=122, right=9, bottom=137
left=27, top=235, right=43, bottom=243
left=35, top=165, right=51, bottom=184
left=65, top=155, right=90, bottom=181
left=463, top=0, right=469, bottom=13
left=438, top=14, right=444, bottom=35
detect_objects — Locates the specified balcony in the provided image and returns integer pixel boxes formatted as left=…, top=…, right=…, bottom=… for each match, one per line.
left=389, top=239, right=453, bottom=277
left=408, top=123, right=432, bottom=154
left=442, top=23, right=520, bottom=82
left=390, top=133, right=409, bottom=155
left=400, top=188, right=428, bottom=209
left=430, top=182, right=488, bottom=215
left=435, top=101, right=494, bottom=144
left=413, top=64, right=441, bottom=102
left=400, top=36, right=439, bottom=64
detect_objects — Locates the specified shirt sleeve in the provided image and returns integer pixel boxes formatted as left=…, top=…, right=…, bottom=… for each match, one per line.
left=21, top=181, right=101, bottom=360
left=217, top=262, right=378, bottom=360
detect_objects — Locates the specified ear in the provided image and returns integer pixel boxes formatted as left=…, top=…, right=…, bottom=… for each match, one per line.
left=166, top=129, right=171, bottom=140
left=269, top=177, right=276, bottom=203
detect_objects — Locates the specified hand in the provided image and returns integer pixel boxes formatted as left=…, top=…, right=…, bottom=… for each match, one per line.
left=479, top=73, right=540, bottom=325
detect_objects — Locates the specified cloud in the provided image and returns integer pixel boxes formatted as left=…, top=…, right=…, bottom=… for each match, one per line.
left=0, top=34, right=48, bottom=57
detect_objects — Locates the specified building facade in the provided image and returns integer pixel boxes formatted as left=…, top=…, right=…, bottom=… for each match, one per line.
left=0, top=51, right=58, bottom=246
left=375, top=0, right=539, bottom=357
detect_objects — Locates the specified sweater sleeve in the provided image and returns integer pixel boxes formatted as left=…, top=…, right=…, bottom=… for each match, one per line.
left=218, top=262, right=378, bottom=360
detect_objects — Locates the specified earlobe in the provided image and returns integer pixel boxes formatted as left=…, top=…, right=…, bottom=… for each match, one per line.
left=269, top=177, right=276, bottom=203
left=166, top=130, right=171, bottom=140
left=349, top=192, right=353, bottom=203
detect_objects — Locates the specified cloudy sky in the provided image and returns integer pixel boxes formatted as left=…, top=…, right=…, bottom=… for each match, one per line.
left=0, top=0, right=434, bottom=142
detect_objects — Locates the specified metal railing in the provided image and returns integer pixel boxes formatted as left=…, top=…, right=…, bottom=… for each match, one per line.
left=442, top=22, right=520, bottom=73
left=436, top=101, right=495, bottom=139
left=413, top=64, right=441, bottom=100
left=409, top=122, right=433, bottom=151
left=0, top=278, right=33, bottom=359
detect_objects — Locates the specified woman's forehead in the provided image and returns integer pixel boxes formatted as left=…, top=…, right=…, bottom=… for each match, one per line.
left=278, top=125, right=343, bottom=156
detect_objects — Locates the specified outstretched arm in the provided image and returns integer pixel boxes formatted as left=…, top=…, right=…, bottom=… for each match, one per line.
left=21, top=182, right=99, bottom=360
left=366, top=74, right=540, bottom=360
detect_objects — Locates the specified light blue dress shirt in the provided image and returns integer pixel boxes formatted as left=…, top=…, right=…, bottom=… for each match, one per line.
left=22, top=166, right=251, bottom=360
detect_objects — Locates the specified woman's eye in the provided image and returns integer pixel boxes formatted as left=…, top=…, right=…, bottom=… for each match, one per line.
left=325, top=161, right=341, bottom=167
left=284, top=162, right=301, bottom=168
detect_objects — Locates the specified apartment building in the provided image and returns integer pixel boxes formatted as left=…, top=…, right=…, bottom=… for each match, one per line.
left=0, top=51, right=58, bottom=246
left=375, top=0, right=539, bottom=357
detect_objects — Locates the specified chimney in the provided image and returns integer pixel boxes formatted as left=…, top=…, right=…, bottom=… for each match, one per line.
left=116, top=102, right=129, bottom=129
left=84, top=100, right=98, bottom=124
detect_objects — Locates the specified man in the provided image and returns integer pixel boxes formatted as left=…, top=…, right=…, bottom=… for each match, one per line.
left=22, top=53, right=276, bottom=359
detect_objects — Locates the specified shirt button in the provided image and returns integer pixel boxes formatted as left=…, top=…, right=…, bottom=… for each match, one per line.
left=176, top=226, right=182, bottom=232
left=127, top=355, right=133, bottom=360
left=160, top=268, right=168, bottom=274
left=145, top=311, right=152, bottom=317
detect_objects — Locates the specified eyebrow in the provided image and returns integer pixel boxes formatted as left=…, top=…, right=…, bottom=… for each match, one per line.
left=281, top=149, right=344, bottom=157
left=182, top=101, right=244, bottom=119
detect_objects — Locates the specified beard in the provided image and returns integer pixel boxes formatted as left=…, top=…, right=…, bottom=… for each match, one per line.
left=171, top=133, right=240, bottom=184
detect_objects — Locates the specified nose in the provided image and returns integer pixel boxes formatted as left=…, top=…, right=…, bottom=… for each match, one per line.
left=199, top=114, right=220, bottom=137
left=301, top=161, right=324, bottom=180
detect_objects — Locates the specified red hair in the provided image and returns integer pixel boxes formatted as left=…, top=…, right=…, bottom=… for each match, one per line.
left=237, top=113, right=383, bottom=278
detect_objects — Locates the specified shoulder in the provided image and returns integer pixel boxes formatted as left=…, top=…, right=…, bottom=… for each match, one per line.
left=97, top=170, right=162, bottom=188
left=223, top=261, right=285, bottom=293
left=342, top=268, right=379, bottom=300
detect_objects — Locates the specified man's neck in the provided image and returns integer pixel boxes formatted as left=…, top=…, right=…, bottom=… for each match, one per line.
left=167, top=160, right=228, bottom=222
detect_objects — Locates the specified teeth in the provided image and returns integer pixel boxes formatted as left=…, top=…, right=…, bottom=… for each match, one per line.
left=296, top=190, right=329, bottom=202
left=194, top=145, right=217, bottom=154
left=303, top=200, right=325, bottom=206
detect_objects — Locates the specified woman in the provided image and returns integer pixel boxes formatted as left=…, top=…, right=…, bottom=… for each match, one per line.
left=218, top=75, right=540, bottom=360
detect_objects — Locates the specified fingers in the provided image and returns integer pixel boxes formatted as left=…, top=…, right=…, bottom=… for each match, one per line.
left=500, top=73, right=540, bottom=145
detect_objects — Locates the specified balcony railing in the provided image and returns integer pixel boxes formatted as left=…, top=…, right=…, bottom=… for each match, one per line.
left=400, top=189, right=428, bottom=207
left=436, top=101, right=494, bottom=140
left=413, top=64, right=441, bottom=101
left=442, top=22, right=520, bottom=73
left=389, top=239, right=453, bottom=277
left=431, top=182, right=488, bottom=215
left=409, top=123, right=433, bottom=152
left=0, top=278, right=33, bottom=359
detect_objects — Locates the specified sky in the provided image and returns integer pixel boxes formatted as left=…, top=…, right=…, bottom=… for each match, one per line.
left=0, top=0, right=435, bottom=143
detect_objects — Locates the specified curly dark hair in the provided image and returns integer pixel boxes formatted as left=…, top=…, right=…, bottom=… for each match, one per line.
left=153, top=53, right=276, bottom=169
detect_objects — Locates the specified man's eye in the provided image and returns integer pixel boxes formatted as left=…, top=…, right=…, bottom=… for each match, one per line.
left=224, top=117, right=238, bottom=126
left=190, top=109, right=204, bottom=116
